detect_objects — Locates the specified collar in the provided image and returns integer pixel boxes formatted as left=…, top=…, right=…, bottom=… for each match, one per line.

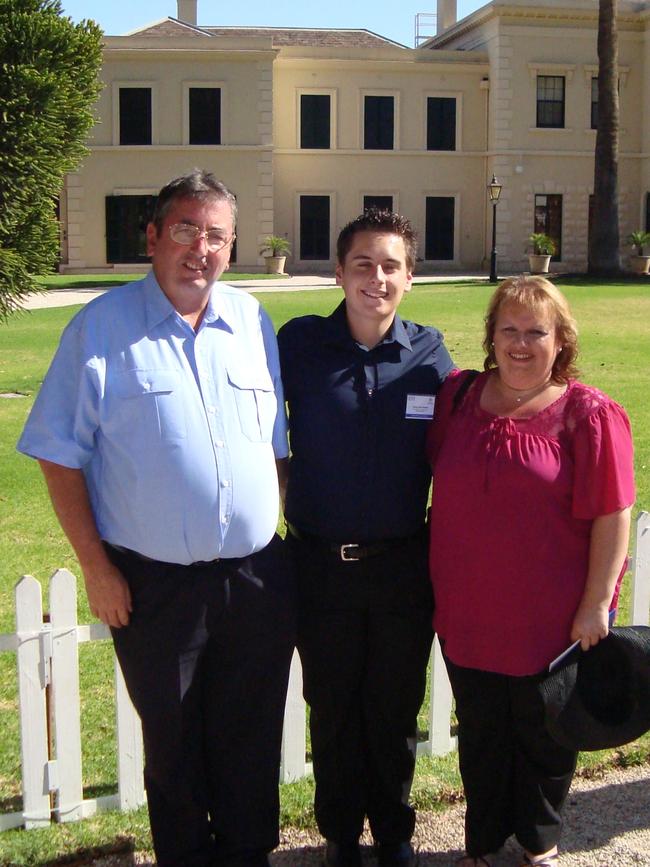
left=143, top=271, right=234, bottom=334
left=325, top=301, right=412, bottom=351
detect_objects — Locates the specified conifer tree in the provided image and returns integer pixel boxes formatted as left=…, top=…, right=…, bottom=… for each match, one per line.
left=0, top=0, right=102, bottom=317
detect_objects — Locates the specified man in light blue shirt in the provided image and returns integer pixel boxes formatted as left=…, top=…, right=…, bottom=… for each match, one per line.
left=18, top=170, right=294, bottom=867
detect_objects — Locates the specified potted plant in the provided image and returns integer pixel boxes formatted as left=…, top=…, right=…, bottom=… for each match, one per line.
left=259, top=235, right=291, bottom=275
left=528, top=233, right=556, bottom=274
left=625, top=230, right=650, bottom=275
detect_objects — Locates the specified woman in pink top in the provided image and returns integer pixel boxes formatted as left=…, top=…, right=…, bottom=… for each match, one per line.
left=427, top=276, right=635, bottom=867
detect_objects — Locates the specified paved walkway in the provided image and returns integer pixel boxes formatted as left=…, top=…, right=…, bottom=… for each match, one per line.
left=22, top=273, right=487, bottom=310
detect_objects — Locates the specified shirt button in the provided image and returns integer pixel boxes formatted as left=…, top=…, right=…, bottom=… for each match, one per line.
left=222, top=480, right=231, bottom=488
left=216, top=440, right=225, bottom=448
left=221, top=516, right=228, bottom=524
left=143, top=382, right=151, bottom=391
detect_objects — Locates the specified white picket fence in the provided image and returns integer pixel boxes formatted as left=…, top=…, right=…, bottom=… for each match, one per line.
left=1, top=511, right=649, bottom=833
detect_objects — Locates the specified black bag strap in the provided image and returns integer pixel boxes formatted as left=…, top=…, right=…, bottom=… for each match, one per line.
left=452, top=369, right=480, bottom=413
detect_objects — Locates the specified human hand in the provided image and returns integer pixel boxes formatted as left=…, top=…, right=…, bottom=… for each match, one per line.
left=570, top=602, right=610, bottom=652
left=83, top=559, right=132, bottom=628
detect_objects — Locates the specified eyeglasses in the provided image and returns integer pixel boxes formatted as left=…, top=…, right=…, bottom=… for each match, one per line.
left=169, top=223, right=235, bottom=251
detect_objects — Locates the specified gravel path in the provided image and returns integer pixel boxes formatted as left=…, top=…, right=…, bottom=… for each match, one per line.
left=90, top=763, right=650, bottom=867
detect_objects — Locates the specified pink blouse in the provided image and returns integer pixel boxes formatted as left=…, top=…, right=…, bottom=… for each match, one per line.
left=427, top=371, right=635, bottom=676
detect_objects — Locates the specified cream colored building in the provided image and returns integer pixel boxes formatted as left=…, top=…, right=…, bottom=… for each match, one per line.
left=60, top=0, right=650, bottom=274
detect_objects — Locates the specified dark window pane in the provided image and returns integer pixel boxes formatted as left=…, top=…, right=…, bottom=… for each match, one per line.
left=645, top=193, right=650, bottom=233
left=591, top=77, right=599, bottom=129
left=106, top=195, right=157, bottom=263
left=189, top=88, right=221, bottom=145
left=534, top=193, right=562, bottom=260
left=364, top=96, right=394, bottom=150
left=119, top=88, right=152, bottom=145
left=363, top=195, right=393, bottom=213
left=300, top=95, right=331, bottom=149
left=427, top=97, right=456, bottom=150
left=425, top=197, right=454, bottom=260
left=536, top=76, right=565, bottom=128
left=300, top=196, right=330, bottom=260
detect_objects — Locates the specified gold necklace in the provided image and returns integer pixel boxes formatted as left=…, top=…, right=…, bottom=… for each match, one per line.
left=498, top=377, right=552, bottom=405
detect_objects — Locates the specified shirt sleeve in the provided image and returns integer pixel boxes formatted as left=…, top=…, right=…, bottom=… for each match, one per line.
left=572, top=399, right=635, bottom=519
left=16, top=314, right=101, bottom=469
left=259, top=306, right=289, bottom=460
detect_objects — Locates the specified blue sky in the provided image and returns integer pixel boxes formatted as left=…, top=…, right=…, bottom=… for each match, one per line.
left=60, top=0, right=484, bottom=48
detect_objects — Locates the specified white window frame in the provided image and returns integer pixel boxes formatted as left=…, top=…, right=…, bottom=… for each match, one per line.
left=112, top=81, right=157, bottom=146
left=583, top=65, right=629, bottom=133
left=360, top=90, right=400, bottom=151
left=182, top=81, right=227, bottom=146
left=423, top=91, right=462, bottom=152
left=421, top=191, right=460, bottom=264
left=296, top=88, right=337, bottom=150
left=295, top=192, right=336, bottom=265
left=360, top=192, right=399, bottom=214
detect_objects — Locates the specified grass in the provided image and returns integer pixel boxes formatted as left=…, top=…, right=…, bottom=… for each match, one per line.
left=0, top=277, right=649, bottom=864
left=33, top=272, right=282, bottom=290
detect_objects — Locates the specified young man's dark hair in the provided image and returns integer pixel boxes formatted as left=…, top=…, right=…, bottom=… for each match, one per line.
left=336, top=208, right=418, bottom=271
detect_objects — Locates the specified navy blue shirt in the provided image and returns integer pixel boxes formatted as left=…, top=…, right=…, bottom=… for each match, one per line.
left=278, top=301, right=454, bottom=542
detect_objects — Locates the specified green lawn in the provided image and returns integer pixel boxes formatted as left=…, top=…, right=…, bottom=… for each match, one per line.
left=33, top=272, right=282, bottom=290
left=0, top=278, right=649, bottom=864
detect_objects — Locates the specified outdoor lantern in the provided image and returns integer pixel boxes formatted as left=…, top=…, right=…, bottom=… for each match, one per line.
left=488, top=175, right=502, bottom=204
left=488, top=174, right=502, bottom=282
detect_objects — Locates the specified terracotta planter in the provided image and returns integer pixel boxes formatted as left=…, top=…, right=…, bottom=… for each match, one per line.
left=629, top=255, right=650, bottom=275
left=265, top=255, right=287, bottom=275
left=528, top=254, right=551, bottom=274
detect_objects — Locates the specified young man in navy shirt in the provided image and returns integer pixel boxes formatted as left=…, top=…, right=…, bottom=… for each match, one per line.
left=278, top=210, right=454, bottom=867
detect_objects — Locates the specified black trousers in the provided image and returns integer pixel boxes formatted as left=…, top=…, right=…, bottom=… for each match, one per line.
left=108, top=535, right=295, bottom=867
left=287, top=530, right=433, bottom=845
left=444, top=655, right=577, bottom=858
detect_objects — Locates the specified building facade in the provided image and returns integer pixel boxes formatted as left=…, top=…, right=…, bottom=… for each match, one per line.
left=59, top=0, right=650, bottom=275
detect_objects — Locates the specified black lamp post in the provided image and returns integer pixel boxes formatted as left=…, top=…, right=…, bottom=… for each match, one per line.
left=488, top=174, right=502, bottom=283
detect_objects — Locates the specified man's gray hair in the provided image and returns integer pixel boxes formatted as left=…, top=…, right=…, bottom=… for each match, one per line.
left=151, top=169, right=237, bottom=234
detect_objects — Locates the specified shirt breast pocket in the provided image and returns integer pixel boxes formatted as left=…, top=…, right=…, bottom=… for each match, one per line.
left=227, top=366, right=276, bottom=443
left=112, top=369, right=186, bottom=442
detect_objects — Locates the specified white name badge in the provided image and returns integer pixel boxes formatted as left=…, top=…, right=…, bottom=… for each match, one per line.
left=405, top=394, right=435, bottom=420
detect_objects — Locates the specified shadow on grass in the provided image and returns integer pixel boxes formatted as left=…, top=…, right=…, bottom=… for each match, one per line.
left=42, top=838, right=136, bottom=867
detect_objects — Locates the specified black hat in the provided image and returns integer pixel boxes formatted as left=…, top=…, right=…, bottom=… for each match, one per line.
left=540, top=626, right=650, bottom=751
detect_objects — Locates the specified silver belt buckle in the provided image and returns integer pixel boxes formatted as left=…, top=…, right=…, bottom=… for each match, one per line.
left=340, top=543, right=360, bottom=562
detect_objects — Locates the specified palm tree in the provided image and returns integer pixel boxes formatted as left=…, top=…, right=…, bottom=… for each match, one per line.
left=588, top=0, right=622, bottom=275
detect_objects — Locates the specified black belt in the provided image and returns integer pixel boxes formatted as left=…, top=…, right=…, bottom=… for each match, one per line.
left=104, top=542, right=227, bottom=569
left=286, top=523, right=424, bottom=562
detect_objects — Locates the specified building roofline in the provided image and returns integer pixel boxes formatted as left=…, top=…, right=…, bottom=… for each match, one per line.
left=124, top=16, right=212, bottom=37
left=423, top=0, right=648, bottom=49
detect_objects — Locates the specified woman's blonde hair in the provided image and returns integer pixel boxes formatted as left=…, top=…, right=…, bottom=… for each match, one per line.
left=482, top=275, right=579, bottom=384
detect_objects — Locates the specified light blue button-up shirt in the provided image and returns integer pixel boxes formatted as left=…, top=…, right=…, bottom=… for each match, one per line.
left=18, top=272, right=288, bottom=564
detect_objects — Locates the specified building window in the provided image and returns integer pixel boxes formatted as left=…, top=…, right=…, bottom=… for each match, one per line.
left=106, top=195, right=157, bottom=263
left=119, top=87, right=152, bottom=145
left=189, top=87, right=221, bottom=145
left=427, top=97, right=456, bottom=150
left=646, top=193, right=650, bottom=232
left=364, top=95, right=394, bottom=150
left=534, top=194, right=562, bottom=260
left=300, top=196, right=330, bottom=260
left=425, top=197, right=455, bottom=260
left=363, top=195, right=393, bottom=213
left=300, top=94, right=331, bottom=149
left=536, top=76, right=565, bottom=128
left=591, top=77, right=599, bottom=129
